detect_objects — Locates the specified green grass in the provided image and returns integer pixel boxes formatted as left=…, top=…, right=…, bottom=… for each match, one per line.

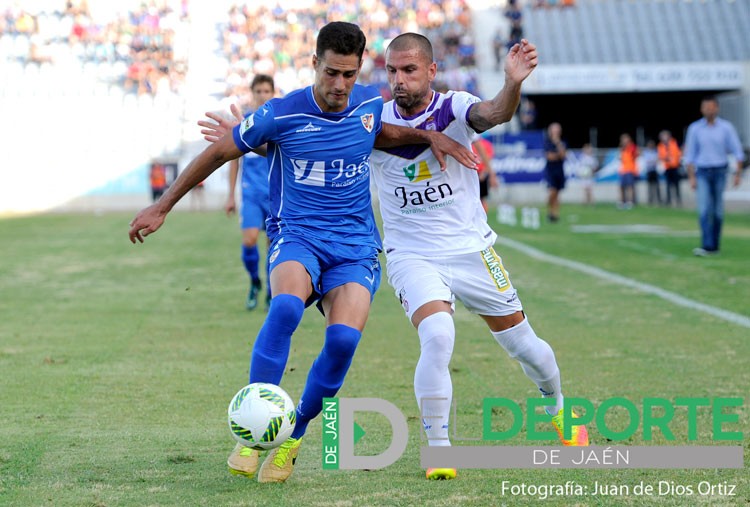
left=0, top=205, right=747, bottom=506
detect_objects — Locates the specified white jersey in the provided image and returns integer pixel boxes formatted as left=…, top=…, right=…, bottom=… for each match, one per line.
left=371, top=90, right=497, bottom=257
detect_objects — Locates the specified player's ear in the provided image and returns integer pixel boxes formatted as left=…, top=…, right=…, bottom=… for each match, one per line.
left=312, top=53, right=319, bottom=69
left=428, top=61, right=437, bottom=82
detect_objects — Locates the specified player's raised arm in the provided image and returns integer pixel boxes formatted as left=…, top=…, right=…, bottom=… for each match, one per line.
left=468, top=39, right=538, bottom=133
left=375, top=122, right=479, bottom=171
left=128, top=134, right=243, bottom=244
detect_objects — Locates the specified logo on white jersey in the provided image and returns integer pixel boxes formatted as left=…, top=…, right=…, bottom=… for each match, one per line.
left=402, top=161, right=432, bottom=182
left=240, top=114, right=255, bottom=134
left=360, top=113, right=374, bottom=133
left=295, top=122, right=322, bottom=133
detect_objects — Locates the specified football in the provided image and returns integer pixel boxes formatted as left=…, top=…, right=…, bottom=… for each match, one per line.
left=227, top=383, right=297, bottom=450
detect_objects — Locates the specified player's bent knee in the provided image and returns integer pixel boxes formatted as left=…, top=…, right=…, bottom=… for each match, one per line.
left=417, top=312, right=455, bottom=360
left=268, top=294, right=305, bottom=326
left=324, top=324, right=362, bottom=359
left=492, top=316, right=537, bottom=358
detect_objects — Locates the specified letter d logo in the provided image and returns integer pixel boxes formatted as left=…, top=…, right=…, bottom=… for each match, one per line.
left=333, top=398, right=408, bottom=470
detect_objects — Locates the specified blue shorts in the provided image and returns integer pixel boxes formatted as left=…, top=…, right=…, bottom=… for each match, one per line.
left=267, top=233, right=381, bottom=307
left=620, top=173, right=636, bottom=187
left=240, top=191, right=270, bottom=230
left=545, top=167, right=566, bottom=190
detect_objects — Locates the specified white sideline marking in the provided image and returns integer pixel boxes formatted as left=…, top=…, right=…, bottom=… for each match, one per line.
left=496, top=237, right=750, bottom=329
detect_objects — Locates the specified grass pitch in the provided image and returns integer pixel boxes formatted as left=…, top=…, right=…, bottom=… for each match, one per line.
left=0, top=202, right=747, bottom=506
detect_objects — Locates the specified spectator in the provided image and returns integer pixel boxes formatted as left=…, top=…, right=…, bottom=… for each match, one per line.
left=492, top=29, right=504, bottom=71
left=618, top=133, right=639, bottom=209
left=473, top=137, right=499, bottom=213
left=150, top=163, right=168, bottom=202
left=578, top=143, right=597, bottom=205
left=642, top=139, right=662, bottom=205
left=519, top=97, right=537, bottom=130
left=658, top=130, right=683, bottom=207
left=504, top=0, right=524, bottom=51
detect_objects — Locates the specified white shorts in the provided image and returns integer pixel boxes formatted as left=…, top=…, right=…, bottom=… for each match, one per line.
left=386, top=246, right=523, bottom=321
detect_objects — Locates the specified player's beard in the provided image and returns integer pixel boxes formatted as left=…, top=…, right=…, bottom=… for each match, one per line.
left=393, top=89, right=423, bottom=112
left=393, top=86, right=431, bottom=115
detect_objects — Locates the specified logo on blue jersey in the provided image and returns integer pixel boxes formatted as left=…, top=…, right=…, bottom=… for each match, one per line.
left=292, top=159, right=326, bottom=187
left=295, top=122, right=322, bottom=133
left=241, top=115, right=255, bottom=134
left=292, top=157, right=371, bottom=188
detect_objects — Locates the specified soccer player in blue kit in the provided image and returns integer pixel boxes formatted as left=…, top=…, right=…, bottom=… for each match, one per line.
left=128, top=21, right=478, bottom=483
left=225, top=75, right=275, bottom=310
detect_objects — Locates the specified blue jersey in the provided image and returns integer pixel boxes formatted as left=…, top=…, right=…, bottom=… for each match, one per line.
left=232, top=84, right=383, bottom=249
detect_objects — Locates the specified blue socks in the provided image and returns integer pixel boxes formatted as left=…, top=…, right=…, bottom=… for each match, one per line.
left=291, top=324, right=362, bottom=439
left=248, top=294, right=304, bottom=385
left=242, top=245, right=260, bottom=282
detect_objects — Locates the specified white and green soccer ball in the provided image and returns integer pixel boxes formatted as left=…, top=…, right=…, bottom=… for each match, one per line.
left=228, top=383, right=296, bottom=450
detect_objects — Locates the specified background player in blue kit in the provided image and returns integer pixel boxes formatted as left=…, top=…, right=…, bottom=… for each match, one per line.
left=128, top=21, right=478, bottom=484
left=225, top=74, right=275, bottom=310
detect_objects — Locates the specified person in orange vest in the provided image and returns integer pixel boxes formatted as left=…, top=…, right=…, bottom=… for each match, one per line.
left=618, top=133, right=639, bottom=209
left=472, top=137, right=499, bottom=212
left=149, top=163, right=168, bottom=202
left=657, top=130, right=683, bottom=206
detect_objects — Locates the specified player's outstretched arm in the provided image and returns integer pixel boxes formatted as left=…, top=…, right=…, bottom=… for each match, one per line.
left=375, top=122, right=479, bottom=171
left=128, top=134, right=243, bottom=244
left=198, top=104, right=243, bottom=142
left=469, top=39, right=538, bottom=133
left=199, top=105, right=268, bottom=156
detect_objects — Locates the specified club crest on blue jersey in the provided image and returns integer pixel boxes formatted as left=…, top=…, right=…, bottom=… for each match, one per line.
left=361, top=113, right=374, bottom=133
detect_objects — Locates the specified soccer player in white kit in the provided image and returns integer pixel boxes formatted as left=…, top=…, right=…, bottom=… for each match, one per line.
left=370, top=34, right=589, bottom=480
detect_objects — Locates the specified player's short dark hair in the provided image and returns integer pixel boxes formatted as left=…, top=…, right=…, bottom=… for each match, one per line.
left=701, top=94, right=718, bottom=104
left=386, top=33, right=434, bottom=63
left=250, top=74, right=274, bottom=91
left=316, top=22, right=367, bottom=61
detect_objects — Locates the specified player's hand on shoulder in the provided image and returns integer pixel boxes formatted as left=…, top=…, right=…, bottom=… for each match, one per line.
left=427, top=131, right=479, bottom=172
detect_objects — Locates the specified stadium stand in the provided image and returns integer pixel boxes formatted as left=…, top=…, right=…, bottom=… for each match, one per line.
left=522, top=0, right=750, bottom=65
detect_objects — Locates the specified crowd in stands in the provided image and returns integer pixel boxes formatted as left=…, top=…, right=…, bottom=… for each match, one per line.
left=0, top=1, right=189, bottom=96
left=220, top=1, right=478, bottom=104
left=532, top=0, right=576, bottom=7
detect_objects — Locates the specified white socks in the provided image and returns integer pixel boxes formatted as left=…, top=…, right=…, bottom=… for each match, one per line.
left=491, top=317, right=564, bottom=415
left=415, top=314, right=564, bottom=447
left=414, top=312, right=455, bottom=446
